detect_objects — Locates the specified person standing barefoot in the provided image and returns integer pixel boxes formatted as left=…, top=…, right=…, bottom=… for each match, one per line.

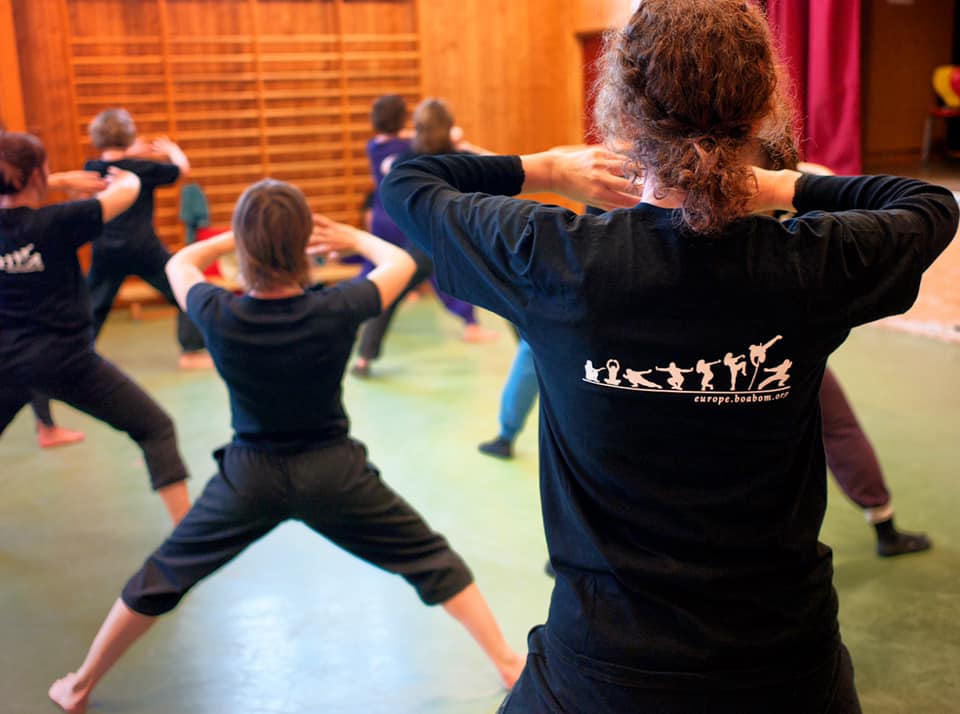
left=50, top=180, right=522, bottom=713
left=0, top=132, right=192, bottom=524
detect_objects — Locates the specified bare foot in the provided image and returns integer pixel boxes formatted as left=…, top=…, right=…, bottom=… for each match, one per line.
left=178, top=351, right=215, bottom=370
left=351, top=358, right=371, bottom=378
left=37, top=424, right=85, bottom=449
left=463, top=324, right=499, bottom=343
left=497, top=651, right=526, bottom=690
left=49, top=673, right=89, bottom=714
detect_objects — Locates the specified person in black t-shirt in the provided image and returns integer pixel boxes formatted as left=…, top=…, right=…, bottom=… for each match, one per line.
left=49, top=179, right=524, bottom=714
left=84, top=108, right=211, bottom=369
left=0, top=131, right=192, bottom=525
left=379, top=2, right=957, bottom=712
left=24, top=170, right=112, bottom=449
left=29, top=109, right=215, bottom=439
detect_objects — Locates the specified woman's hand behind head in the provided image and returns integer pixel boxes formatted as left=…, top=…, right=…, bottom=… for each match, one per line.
left=522, top=146, right=639, bottom=211
left=307, top=214, right=361, bottom=259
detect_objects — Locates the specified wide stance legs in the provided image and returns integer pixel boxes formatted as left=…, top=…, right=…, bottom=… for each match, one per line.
left=49, top=440, right=522, bottom=712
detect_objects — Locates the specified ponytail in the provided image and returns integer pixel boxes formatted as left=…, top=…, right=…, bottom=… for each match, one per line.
left=0, top=131, right=47, bottom=195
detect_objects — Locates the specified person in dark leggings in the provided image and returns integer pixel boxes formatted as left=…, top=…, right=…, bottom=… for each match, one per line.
left=351, top=95, right=497, bottom=378
left=48, top=179, right=523, bottom=714
left=84, top=108, right=210, bottom=369
left=380, top=2, right=957, bottom=710
left=0, top=131, right=191, bottom=525
left=30, top=109, right=214, bottom=436
left=24, top=168, right=109, bottom=449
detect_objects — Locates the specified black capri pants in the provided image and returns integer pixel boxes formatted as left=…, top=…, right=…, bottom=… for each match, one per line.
left=498, top=626, right=862, bottom=714
left=122, top=439, right=473, bottom=615
left=0, top=347, right=189, bottom=491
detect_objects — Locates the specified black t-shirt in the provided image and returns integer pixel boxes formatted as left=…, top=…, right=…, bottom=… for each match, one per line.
left=382, top=154, right=958, bottom=686
left=186, top=279, right=381, bottom=449
left=84, top=158, right=179, bottom=251
left=0, top=199, right=104, bottom=369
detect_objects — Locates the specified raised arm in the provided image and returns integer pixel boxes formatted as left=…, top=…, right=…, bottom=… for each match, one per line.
left=748, top=167, right=803, bottom=215
left=96, top=168, right=141, bottom=223
left=519, top=147, right=638, bottom=209
left=151, top=136, right=191, bottom=178
left=165, top=231, right=234, bottom=310
left=309, top=216, right=415, bottom=309
left=794, top=172, right=957, bottom=267
left=47, top=170, right=108, bottom=199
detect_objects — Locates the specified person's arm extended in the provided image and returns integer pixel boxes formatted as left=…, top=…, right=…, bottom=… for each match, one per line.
left=165, top=231, right=234, bottom=310
left=96, top=168, right=141, bottom=223
left=151, top=136, right=191, bottom=178
left=47, top=170, right=108, bottom=199
left=309, top=216, right=415, bottom=309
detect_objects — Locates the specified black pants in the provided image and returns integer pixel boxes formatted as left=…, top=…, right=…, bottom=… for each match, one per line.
left=0, top=348, right=189, bottom=491
left=87, top=240, right=205, bottom=352
left=498, top=626, right=862, bottom=714
left=356, top=246, right=434, bottom=361
left=30, top=391, right=54, bottom=427
left=122, top=439, right=472, bottom=615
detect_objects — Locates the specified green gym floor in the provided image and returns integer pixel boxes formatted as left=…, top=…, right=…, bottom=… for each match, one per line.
left=2, top=299, right=958, bottom=714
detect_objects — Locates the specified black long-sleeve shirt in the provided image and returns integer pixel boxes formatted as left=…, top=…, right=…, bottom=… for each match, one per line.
left=383, top=155, right=957, bottom=687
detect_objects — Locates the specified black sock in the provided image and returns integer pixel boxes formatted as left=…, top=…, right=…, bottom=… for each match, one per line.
left=874, top=517, right=898, bottom=542
left=874, top=517, right=932, bottom=557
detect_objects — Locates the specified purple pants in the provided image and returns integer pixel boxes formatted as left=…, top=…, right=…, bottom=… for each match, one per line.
left=820, top=367, right=890, bottom=510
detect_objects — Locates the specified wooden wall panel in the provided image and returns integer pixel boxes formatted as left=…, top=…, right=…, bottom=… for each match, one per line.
left=68, top=0, right=177, bottom=240
left=571, top=0, right=635, bottom=35
left=12, top=0, right=81, bottom=177
left=418, top=0, right=636, bottom=210
left=419, top=0, right=580, bottom=156
left=13, top=0, right=421, bottom=248
left=338, top=2, right=419, bottom=212
left=862, top=0, right=956, bottom=161
left=0, top=0, right=26, bottom=131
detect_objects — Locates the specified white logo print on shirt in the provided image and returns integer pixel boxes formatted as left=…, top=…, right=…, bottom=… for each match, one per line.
left=0, top=243, right=44, bottom=273
left=584, top=335, right=792, bottom=404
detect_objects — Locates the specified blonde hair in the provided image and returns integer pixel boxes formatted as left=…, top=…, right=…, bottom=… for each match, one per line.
left=88, top=109, right=136, bottom=150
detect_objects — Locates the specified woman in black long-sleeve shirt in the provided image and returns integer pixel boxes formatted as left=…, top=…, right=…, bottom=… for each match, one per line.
left=380, top=1, right=958, bottom=712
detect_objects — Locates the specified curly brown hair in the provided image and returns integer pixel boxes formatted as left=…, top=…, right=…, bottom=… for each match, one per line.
left=88, top=108, right=136, bottom=150
left=594, top=0, right=797, bottom=234
left=232, top=179, right=312, bottom=292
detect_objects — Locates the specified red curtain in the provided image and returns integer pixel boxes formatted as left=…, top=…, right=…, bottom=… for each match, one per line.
left=581, top=33, right=604, bottom=142
left=766, top=0, right=862, bottom=174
